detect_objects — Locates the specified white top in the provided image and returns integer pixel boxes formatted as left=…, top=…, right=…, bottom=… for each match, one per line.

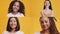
left=3, top=31, right=24, bottom=34
left=34, top=32, right=40, bottom=34
left=7, top=12, right=24, bottom=17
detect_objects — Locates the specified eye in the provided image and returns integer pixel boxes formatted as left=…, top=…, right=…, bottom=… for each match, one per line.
left=14, top=20, right=16, bottom=22
left=17, top=5, right=19, bottom=7
left=10, top=20, right=12, bottom=22
left=41, top=21, right=44, bottom=24
left=13, top=4, right=16, bottom=6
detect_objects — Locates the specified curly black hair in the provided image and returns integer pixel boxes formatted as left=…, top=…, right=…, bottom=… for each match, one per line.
left=8, top=0, right=25, bottom=15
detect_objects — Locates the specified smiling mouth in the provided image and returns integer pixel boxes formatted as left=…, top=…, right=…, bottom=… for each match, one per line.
left=14, top=8, right=17, bottom=10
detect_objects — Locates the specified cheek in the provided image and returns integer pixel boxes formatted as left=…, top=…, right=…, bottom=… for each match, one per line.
left=13, top=23, right=17, bottom=27
left=41, top=24, right=48, bottom=30
left=41, top=23, right=46, bottom=29
left=44, top=3, right=46, bottom=6
left=13, top=6, right=15, bottom=9
left=10, top=23, right=17, bottom=28
left=46, top=22, right=50, bottom=28
left=17, top=7, right=19, bottom=10
left=47, top=3, right=50, bottom=6
left=10, top=22, right=12, bottom=26
left=49, top=4, right=50, bottom=6
left=41, top=23, right=50, bottom=30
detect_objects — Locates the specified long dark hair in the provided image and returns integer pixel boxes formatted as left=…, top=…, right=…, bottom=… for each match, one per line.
left=48, top=17, right=59, bottom=34
left=8, top=0, right=25, bottom=15
left=44, top=0, right=52, bottom=10
left=40, top=17, right=59, bottom=34
left=6, top=17, right=20, bottom=32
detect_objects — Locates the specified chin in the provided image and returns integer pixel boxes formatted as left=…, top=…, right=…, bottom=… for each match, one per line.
left=43, top=28, right=48, bottom=31
left=11, top=27, right=15, bottom=28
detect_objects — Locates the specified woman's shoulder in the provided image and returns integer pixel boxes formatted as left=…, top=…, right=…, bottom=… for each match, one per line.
left=2, top=31, right=9, bottom=34
left=16, top=31, right=24, bottom=34
left=41, top=10, right=45, bottom=13
left=34, top=31, right=41, bottom=34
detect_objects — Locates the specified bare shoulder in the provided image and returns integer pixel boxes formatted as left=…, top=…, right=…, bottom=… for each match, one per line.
left=41, top=10, right=45, bottom=13
left=42, top=10, right=45, bottom=12
left=49, top=9, right=53, bottom=11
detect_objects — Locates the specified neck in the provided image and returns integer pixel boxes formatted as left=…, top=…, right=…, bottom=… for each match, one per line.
left=42, top=29, right=50, bottom=34
left=45, top=6, right=49, bottom=10
left=12, top=11, right=18, bottom=15
left=11, top=29, right=16, bottom=32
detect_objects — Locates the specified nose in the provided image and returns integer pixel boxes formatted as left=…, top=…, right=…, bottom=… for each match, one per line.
left=43, top=22, right=46, bottom=26
left=12, top=21, right=15, bottom=24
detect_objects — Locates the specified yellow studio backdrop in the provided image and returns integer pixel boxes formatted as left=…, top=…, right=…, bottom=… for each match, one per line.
left=0, top=0, right=60, bottom=34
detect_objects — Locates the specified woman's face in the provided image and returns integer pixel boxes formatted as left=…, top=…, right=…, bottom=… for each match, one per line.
left=13, top=2, right=20, bottom=12
left=9, top=18, right=17, bottom=29
left=40, top=17, right=50, bottom=31
left=44, top=1, right=50, bottom=7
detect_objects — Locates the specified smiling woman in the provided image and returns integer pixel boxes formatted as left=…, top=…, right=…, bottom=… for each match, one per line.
left=2, top=17, right=24, bottom=34
left=7, top=0, right=25, bottom=17
left=34, top=17, right=59, bottom=34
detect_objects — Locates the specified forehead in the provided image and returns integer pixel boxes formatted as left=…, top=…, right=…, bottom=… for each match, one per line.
left=14, top=2, right=20, bottom=5
left=40, top=17, right=49, bottom=21
left=10, top=18, right=16, bottom=20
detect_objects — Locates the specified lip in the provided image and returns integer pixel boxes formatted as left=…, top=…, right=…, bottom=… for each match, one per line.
left=13, top=8, right=18, bottom=11
left=42, top=25, right=46, bottom=28
left=14, top=8, right=17, bottom=10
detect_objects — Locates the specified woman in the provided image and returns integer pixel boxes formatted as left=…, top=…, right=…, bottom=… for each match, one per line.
left=34, top=17, right=59, bottom=34
left=7, top=0, right=25, bottom=17
left=3, top=17, right=24, bottom=34
left=41, top=0, right=57, bottom=21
